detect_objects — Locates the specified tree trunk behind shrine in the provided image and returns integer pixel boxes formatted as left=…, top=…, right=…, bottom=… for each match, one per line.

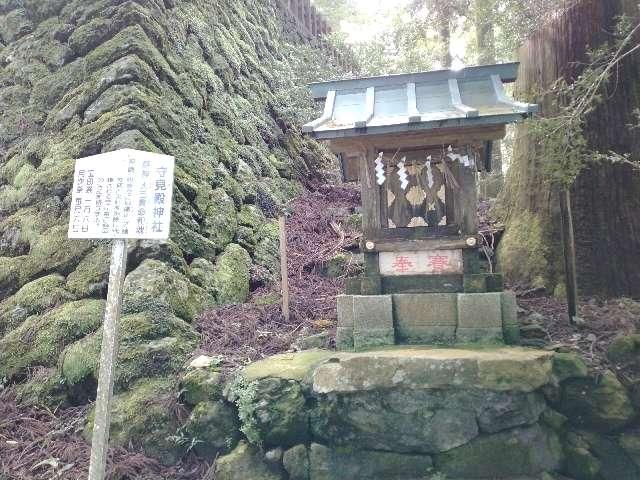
left=497, top=0, right=640, bottom=298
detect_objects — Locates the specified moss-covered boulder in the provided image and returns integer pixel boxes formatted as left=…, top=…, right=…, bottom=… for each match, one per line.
left=557, top=370, right=635, bottom=432
left=188, top=258, right=217, bottom=295
left=122, top=259, right=213, bottom=322
left=0, top=274, right=71, bottom=335
left=60, top=311, right=197, bottom=395
left=86, top=378, right=184, bottom=466
left=213, top=441, right=283, bottom=480
left=180, top=367, right=224, bottom=406
left=200, top=188, right=238, bottom=250
left=252, top=221, right=280, bottom=275
left=552, top=352, right=588, bottom=383
left=65, top=245, right=111, bottom=298
left=435, top=425, right=562, bottom=478
left=213, top=243, right=251, bottom=305
left=14, top=368, right=69, bottom=409
left=184, top=400, right=240, bottom=459
left=0, top=299, right=105, bottom=380
left=608, top=335, right=640, bottom=364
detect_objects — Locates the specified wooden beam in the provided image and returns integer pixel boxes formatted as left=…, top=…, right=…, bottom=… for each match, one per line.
left=355, top=87, right=375, bottom=128
left=407, top=83, right=422, bottom=123
left=303, top=90, right=336, bottom=132
left=448, top=78, right=479, bottom=117
left=362, top=236, right=481, bottom=252
left=491, top=74, right=539, bottom=113
left=326, top=124, right=507, bottom=155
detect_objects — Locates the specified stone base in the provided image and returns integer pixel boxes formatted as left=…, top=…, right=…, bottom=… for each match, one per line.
left=225, top=347, right=564, bottom=480
left=337, top=291, right=520, bottom=351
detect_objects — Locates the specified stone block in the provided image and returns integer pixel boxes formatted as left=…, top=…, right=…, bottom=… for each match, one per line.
left=503, top=324, right=521, bottom=345
left=458, top=292, right=503, bottom=328
left=393, top=293, right=457, bottom=344
left=501, top=291, right=519, bottom=326
left=456, top=327, right=504, bottom=344
left=463, top=274, right=487, bottom=293
left=352, top=295, right=394, bottom=350
left=336, top=295, right=355, bottom=350
left=345, top=278, right=362, bottom=295
left=486, top=273, right=504, bottom=292
left=360, top=276, right=382, bottom=295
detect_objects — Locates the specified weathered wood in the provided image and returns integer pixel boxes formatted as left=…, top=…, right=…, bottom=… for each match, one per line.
left=278, top=216, right=290, bottom=322
left=363, top=236, right=480, bottom=253
left=327, top=124, right=507, bottom=156
left=457, top=163, right=478, bottom=235
left=559, top=188, right=578, bottom=320
left=88, top=239, right=128, bottom=480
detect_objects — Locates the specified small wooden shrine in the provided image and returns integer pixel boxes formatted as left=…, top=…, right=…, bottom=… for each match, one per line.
left=304, top=63, right=538, bottom=349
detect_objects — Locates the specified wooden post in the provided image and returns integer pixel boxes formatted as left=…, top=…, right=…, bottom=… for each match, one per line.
left=278, top=215, right=290, bottom=322
left=559, top=188, right=579, bottom=321
left=88, top=239, right=128, bottom=480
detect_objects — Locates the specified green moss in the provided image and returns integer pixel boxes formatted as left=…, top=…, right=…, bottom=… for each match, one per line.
left=61, top=311, right=197, bottom=393
left=214, top=441, right=282, bottom=480
left=65, top=245, right=111, bottom=298
left=497, top=211, right=554, bottom=291
left=552, top=352, right=588, bottom=383
left=253, top=221, right=279, bottom=274
left=180, top=368, right=224, bottom=406
left=122, top=259, right=214, bottom=322
left=0, top=274, right=72, bottom=335
left=0, top=299, right=105, bottom=381
left=213, top=243, right=251, bottom=305
left=86, top=378, right=185, bottom=465
left=184, top=400, right=240, bottom=459
left=608, top=335, right=640, bottom=364
left=20, top=224, right=92, bottom=287
left=15, top=368, right=69, bottom=409
left=201, top=188, right=238, bottom=250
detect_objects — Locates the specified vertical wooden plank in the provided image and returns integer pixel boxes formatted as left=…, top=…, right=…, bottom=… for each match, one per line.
left=559, top=188, right=578, bottom=321
left=359, top=146, right=381, bottom=280
left=279, top=216, right=290, bottom=322
left=458, top=161, right=478, bottom=235
left=88, top=239, right=128, bottom=480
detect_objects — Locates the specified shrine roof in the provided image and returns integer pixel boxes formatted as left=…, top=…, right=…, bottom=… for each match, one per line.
left=303, top=62, right=538, bottom=140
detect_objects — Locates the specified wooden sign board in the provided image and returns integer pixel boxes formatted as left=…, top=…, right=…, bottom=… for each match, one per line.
left=379, top=249, right=463, bottom=276
left=68, top=149, right=175, bottom=240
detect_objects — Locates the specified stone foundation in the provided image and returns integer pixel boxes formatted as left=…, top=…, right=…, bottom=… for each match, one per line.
left=336, top=291, right=520, bottom=350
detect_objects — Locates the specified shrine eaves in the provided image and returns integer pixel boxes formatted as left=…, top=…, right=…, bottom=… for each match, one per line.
left=303, top=62, right=538, bottom=140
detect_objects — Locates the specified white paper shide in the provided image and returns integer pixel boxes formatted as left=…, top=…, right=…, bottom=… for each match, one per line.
left=68, top=149, right=175, bottom=240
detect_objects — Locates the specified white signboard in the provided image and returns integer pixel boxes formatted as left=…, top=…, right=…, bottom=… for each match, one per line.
left=68, top=149, right=175, bottom=240
left=379, top=249, right=463, bottom=276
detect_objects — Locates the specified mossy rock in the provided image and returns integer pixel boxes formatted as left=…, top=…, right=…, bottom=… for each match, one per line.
left=607, top=335, right=640, bottom=364
left=187, top=258, right=216, bottom=295
left=213, top=441, right=282, bottom=480
left=184, top=400, right=241, bottom=459
left=252, top=221, right=279, bottom=275
left=122, top=259, right=214, bottom=322
left=0, top=274, right=72, bottom=335
left=0, top=299, right=105, bottom=381
left=619, top=433, right=640, bottom=469
left=435, top=425, right=562, bottom=478
left=86, top=378, right=185, bottom=466
left=201, top=188, right=238, bottom=250
left=564, top=444, right=601, bottom=480
left=557, top=371, right=635, bottom=432
left=213, top=243, right=251, bottom=305
left=0, top=255, right=25, bottom=300
left=322, top=252, right=363, bottom=279
left=19, top=224, right=92, bottom=287
left=60, top=311, right=197, bottom=396
left=180, top=367, right=224, bottom=406
left=65, top=245, right=111, bottom=298
left=15, top=368, right=69, bottom=409
left=552, top=352, right=588, bottom=383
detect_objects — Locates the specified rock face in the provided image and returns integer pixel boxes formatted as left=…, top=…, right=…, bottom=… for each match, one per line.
left=218, top=346, right=640, bottom=480
left=0, top=0, right=334, bottom=458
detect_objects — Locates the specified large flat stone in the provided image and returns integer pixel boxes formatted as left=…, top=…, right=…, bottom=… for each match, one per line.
left=311, top=347, right=554, bottom=394
left=393, top=293, right=458, bottom=327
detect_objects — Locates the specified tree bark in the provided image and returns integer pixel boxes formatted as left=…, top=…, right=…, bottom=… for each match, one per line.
left=498, top=0, right=640, bottom=299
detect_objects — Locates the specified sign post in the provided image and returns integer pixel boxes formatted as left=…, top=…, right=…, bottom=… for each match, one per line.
left=67, top=149, right=175, bottom=480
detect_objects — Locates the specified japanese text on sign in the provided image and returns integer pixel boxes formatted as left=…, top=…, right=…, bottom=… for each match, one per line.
left=68, top=149, right=175, bottom=240
left=379, top=250, right=463, bottom=276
